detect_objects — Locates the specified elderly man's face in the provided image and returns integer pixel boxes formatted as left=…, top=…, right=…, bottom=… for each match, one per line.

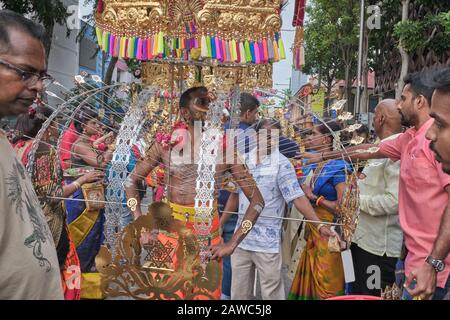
left=426, top=90, right=450, bottom=174
left=0, top=29, right=46, bottom=119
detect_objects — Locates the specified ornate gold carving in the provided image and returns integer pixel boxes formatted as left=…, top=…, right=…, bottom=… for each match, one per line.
left=198, top=0, right=282, bottom=38
left=239, top=64, right=273, bottom=91
left=96, top=202, right=221, bottom=300
left=98, top=1, right=163, bottom=35
left=381, top=283, right=402, bottom=300
left=141, top=61, right=272, bottom=93
left=142, top=63, right=175, bottom=89
left=97, top=0, right=282, bottom=40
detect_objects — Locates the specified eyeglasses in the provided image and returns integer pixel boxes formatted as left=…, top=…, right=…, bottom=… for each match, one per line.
left=0, top=58, right=54, bottom=88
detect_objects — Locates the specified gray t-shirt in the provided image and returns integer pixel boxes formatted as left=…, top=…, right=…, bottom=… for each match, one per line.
left=0, top=132, right=63, bottom=299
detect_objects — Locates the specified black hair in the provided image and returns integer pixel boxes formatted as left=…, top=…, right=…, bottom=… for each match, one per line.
left=355, top=124, right=369, bottom=136
left=0, top=10, right=45, bottom=54
left=240, top=92, right=260, bottom=114
left=317, top=121, right=342, bottom=141
left=403, top=71, right=435, bottom=107
left=426, top=67, right=450, bottom=94
left=73, top=108, right=99, bottom=133
left=179, top=86, right=208, bottom=109
left=13, top=105, right=53, bottom=143
left=255, top=117, right=281, bottom=132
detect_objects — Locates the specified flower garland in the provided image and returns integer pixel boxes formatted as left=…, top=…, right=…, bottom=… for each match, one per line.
left=155, top=121, right=189, bottom=150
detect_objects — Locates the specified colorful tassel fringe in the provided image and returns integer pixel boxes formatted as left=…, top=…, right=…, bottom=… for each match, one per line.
left=96, top=28, right=286, bottom=65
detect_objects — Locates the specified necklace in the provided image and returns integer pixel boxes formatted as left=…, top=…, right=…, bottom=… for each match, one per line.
left=309, top=160, right=327, bottom=193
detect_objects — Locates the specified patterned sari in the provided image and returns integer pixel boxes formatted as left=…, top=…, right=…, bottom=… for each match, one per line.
left=14, top=140, right=81, bottom=300
left=288, top=160, right=350, bottom=300
left=65, top=186, right=105, bottom=273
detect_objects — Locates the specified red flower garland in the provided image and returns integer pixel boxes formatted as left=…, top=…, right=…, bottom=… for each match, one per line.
left=156, top=121, right=189, bottom=150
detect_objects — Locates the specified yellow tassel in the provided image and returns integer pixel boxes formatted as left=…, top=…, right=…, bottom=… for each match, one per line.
left=273, top=39, right=280, bottom=62
left=95, top=27, right=103, bottom=48
left=278, top=38, right=286, bottom=60
left=231, top=40, right=237, bottom=62
left=201, top=35, right=208, bottom=58
left=119, top=37, right=126, bottom=58
left=157, top=31, right=164, bottom=55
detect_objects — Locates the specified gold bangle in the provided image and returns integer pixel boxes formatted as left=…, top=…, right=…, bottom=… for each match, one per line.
left=127, top=198, right=138, bottom=212
left=316, top=196, right=325, bottom=207
left=241, top=220, right=253, bottom=234
left=72, top=181, right=81, bottom=189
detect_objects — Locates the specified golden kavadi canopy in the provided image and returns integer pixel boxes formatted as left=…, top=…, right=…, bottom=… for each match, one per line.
left=95, top=0, right=286, bottom=66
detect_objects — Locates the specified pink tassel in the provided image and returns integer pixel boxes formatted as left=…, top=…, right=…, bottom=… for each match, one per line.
left=215, top=37, right=222, bottom=61
left=254, top=41, right=261, bottom=64
left=136, top=38, right=143, bottom=60
left=142, top=39, right=148, bottom=60
left=111, top=35, right=117, bottom=57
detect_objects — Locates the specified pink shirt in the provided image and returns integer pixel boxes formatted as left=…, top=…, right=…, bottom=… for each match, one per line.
left=379, top=119, right=450, bottom=287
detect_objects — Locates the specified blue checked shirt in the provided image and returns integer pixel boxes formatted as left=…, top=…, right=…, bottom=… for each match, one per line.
left=235, top=149, right=304, bottom=253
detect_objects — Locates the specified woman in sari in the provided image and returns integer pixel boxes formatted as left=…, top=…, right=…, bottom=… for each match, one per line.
left=289, top=121, right=351, bottom=300
left=65, top=108, right=113, bottom=277
left=12, top=105, right=104, bottom=299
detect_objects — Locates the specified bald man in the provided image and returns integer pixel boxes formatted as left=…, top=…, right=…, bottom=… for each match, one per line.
left=351, top=99, right=404, bottom=296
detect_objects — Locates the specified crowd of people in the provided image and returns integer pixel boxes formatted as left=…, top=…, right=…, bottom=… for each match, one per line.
left=1, top=10, right=450, bottom=301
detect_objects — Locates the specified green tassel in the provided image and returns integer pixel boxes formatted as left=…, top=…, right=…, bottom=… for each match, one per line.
left=102, top=31, right=108, bottom=51
left=244, top=41, right=251, bottom=62
left=96, top=27, right=103, bottom=47
left=206, top=35, right=212, bottom=58
left=278, top=38, right=286, bottom=60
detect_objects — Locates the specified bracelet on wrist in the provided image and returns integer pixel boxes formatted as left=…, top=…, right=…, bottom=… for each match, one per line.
left=316, top=195, right=325, bottom=207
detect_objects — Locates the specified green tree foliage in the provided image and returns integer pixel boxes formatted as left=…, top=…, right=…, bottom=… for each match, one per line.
left=394, top=5, right=450, bottom=55
left=0, top=0, right=69, bottom=59
left=302, top=1, right=344, bottom=100
left=303, top=0, right=360, bottom=111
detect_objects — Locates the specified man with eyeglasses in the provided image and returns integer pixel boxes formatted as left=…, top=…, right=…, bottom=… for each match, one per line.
left=0, top=10, right=63, bottom=299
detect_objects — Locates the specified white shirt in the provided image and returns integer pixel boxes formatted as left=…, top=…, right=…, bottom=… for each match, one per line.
left=236, top=149, right=304, bottom=253
left=353, top=134, right=403, bottom=258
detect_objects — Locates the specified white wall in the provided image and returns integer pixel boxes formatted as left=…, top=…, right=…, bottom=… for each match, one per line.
left=47, top=0, right=80, bottom=96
